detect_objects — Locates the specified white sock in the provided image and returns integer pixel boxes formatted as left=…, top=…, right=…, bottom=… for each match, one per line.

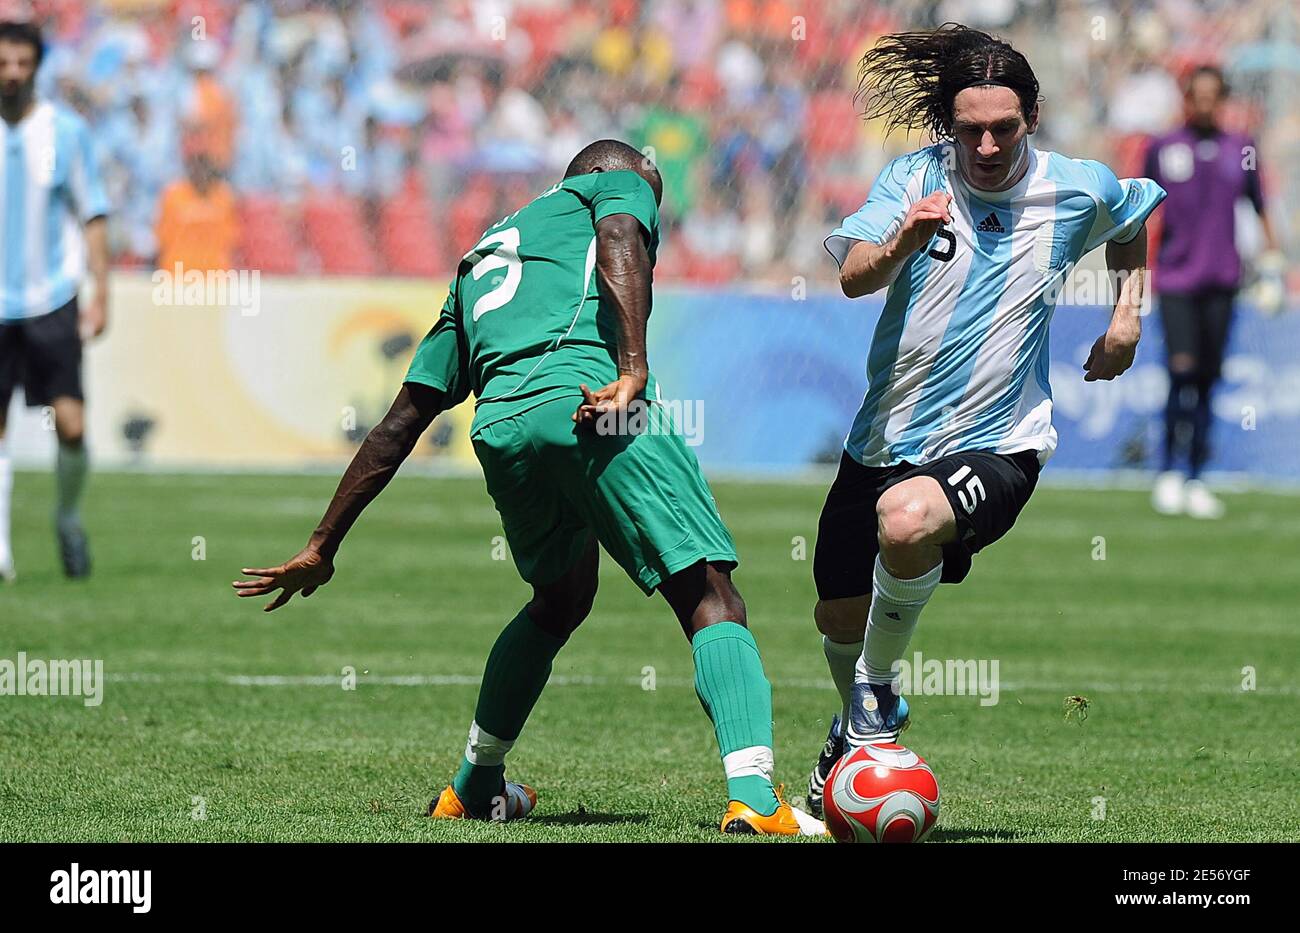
left=856, top=556, right=943, bottom=687
left=823, top=636, right=861, bottom=724
left=0, top=445, right=11, bottom=568
left=464, top=720, right=514, bottom=767
left=721, top=745, right=775, bottom=784
left=55, top=441, right=88, bottom=530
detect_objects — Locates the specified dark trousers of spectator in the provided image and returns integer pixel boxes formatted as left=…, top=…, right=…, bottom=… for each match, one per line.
left=1158, top=288, right=1236, bottom=479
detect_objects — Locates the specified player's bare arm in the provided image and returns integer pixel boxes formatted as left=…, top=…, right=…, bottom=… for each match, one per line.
left=81, top=216, right=109, bottom=340
left=573, top=212, right=652, bottom=425
left=233, top=382, right=445, bottom=611
left=1085, top=226, right=1149, bottom=382
left=839, top=191, right=953, bottom=299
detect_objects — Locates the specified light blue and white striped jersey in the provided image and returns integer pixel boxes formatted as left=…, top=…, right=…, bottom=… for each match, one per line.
left=825, top=144, right=1165, bottom=468
left=0, top=100, right=110, bottom=320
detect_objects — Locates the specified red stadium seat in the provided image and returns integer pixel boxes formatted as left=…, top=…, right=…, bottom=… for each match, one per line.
left=449, top=177, right=496, bottom=260
left=379, top=191, right=443, bottom=278
left=237, top=195, right=303, bottom=275
left=680, top=248, right=741, bottom=285
left=806, top=91, right=861, bottom=163
left=652, top=240, right=689, bottom=282
left=302, top=193, right=380, bottom=276
left=1113, top=132, right=1150, bottom=179
left=815, top=178, right=869, bottom=217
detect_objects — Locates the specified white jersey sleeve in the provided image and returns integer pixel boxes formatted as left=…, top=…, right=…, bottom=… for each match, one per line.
left=824, top=152, right=936, bottom=268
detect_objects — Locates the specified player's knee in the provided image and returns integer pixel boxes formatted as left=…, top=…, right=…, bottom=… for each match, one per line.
left=876, top=487, right=934, bottom=552
left=53, top=406, right=85, bottom=445
left=814, top=598, right=866, bottom=642
left=529, top=578, right=597, bottom=639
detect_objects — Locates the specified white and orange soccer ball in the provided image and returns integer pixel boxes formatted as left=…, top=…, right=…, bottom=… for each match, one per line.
left=823, top=743, right=940, bottom=843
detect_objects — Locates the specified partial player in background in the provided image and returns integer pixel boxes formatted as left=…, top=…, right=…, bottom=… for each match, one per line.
left=233, top=140, right=821, bottom=836
left=1143, top=65, right=1283, bottom=519
left=0, top=21, right=109, bottom=582
left=804, top=24, right=1166, bottom=817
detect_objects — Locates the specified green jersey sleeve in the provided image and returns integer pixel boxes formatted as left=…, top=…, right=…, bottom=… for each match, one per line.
left=404, top=281, right=471, bottom=405
left=566, top=170, right=660, bottom=258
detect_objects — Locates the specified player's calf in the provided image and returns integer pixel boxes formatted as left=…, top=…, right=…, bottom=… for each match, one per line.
left=659, top=561, right=801, bottom=830
left=526, top=537, right=599, bottom=639
left=437, top=542, right=597, bottom=820
left=51, top=397, right=91, bottom=579
left=837, top=481, right=953, bottom=749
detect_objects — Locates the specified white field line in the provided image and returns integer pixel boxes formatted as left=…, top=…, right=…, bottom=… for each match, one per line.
left=103, top=671, right=1300, bottom=696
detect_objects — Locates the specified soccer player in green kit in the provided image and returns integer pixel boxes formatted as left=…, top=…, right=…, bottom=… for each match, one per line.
left=233, top=141, right=819, bottom=836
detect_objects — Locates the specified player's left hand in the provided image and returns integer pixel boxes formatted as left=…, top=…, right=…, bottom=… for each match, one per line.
left=1083, top=326, right=1138, bottom=382
left=232, top=546, right=335, bottom=612
left=572, top=374, right=647, bottom=429
left=79, top=293, right=108, bottom=341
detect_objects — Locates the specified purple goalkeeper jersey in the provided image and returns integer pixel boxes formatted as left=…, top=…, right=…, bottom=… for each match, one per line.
left=1142, top=125, right=1264, bottom=293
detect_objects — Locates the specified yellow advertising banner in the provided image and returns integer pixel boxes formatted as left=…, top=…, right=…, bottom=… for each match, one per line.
left=76, top=273, right=478, bottom=469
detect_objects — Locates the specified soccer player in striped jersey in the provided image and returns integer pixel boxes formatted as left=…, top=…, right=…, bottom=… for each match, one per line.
left=0, top=21, right=110, bottom=582
left=805, top=25, right=1167, bottom=816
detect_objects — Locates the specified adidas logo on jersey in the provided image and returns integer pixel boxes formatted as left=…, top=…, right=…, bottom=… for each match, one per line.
left=976, top=212, right=1006, bottom=233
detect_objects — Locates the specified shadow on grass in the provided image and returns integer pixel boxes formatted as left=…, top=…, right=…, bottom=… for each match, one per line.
left=682, top=822, right=1024, bottom=841
left=529, top=809, right=649, bottom=827
left=928, top=827, right=1025, bottom=842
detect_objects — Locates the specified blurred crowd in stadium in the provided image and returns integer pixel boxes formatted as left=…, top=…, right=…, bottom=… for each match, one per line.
left=18, top=0, right=1298, bottom=286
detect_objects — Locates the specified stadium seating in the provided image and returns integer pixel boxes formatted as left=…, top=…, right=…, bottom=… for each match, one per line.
left=302, top=193, right=381, bottom=276
left=805, top=91, right=863, bottom=164
left=237, top=195, right=303, bottom=275
left=379, top=188, right=443, bottom=278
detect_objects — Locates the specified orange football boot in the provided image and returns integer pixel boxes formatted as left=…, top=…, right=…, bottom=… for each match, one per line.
left=720, top=785, right=827, bottom=836
left=428, top=781, right=537, bottom=821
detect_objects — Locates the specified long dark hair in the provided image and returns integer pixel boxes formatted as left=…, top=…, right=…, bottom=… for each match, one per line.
left=856, top=23, right=1040, bottom=140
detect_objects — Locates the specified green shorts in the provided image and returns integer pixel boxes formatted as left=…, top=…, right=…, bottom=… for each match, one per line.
left=471, top=395, right=738, bottom=595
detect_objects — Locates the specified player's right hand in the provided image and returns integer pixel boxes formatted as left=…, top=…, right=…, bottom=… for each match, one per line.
left=895, top=192, right=953, bottom=255
left=232, top=546, right=335, bottom=612
left=572, top=375, right=647, bottom=429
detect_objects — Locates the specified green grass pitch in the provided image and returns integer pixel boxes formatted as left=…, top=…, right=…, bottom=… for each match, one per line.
left=2, top=470, right=1297, bottom=842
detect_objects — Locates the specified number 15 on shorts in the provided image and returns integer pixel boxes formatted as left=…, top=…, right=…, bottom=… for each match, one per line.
left=947, top=465, right=985, bottom=515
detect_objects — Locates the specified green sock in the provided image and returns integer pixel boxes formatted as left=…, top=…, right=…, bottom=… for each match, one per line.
left=691, top=621, right=781, bottom=817
left=452, top=608, right=566, bottom=812
left=451, top=755, right=503, bottom=815
left=55, top=442, right=88, bottom=531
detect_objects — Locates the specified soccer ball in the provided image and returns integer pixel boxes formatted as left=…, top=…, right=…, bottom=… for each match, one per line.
left=823, top=743, right=940, bottom=843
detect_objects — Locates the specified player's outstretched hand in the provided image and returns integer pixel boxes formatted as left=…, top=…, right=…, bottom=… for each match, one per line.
left=1083, top=328, right=1138, bottom=382
left=232, top=546, right=335, bottom=612
left=572, top=374, right=647, bottom=429
left=896, top=192, right=953, bottom=255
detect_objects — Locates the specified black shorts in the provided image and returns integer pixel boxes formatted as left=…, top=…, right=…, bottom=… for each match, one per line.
left=0, top=298, right=83, bottom=412
left=1158, top=288, right=1236, bottom=383
left=813, top=448, right=1041, bottom=596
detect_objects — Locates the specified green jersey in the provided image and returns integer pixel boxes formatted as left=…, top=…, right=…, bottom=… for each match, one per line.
left=405, top=170, right=661, bottom=431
